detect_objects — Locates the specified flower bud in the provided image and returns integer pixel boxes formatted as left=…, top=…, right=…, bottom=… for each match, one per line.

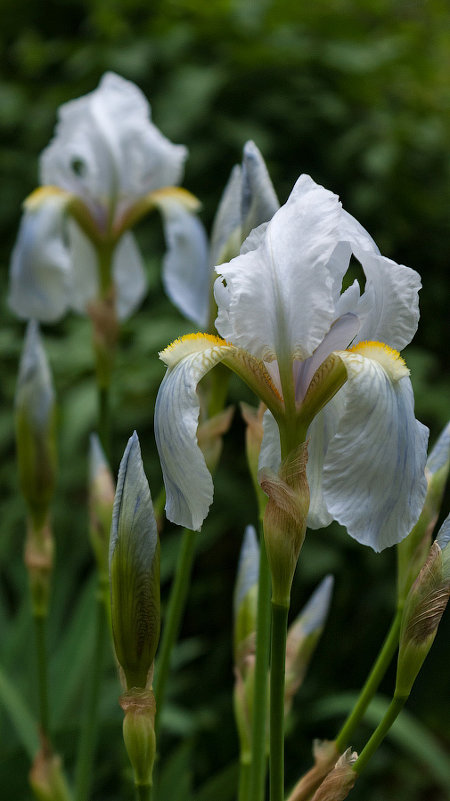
left=260, top=442, right=309, bottom=606
left=287, top=740, right=340, bottom=801
left=397, top=422, right=450, bottom=603
left=285, top=576, right=334, bottom=714
left=15, top=321, right=57, bottom=530
left=197, top=406, right=234, bottom=473
left=29, top=744, right=71, bottom=801
left=110, top=432, right=160, bottom=690
left=310, top=749, right=357, bottom=801
left=120, top=689, right=157, bottom=788
left=234, top=525, right=260, bottom=667
left=89, top=433, right=115, bottom=586
left=396, top=514, right=450, bottom=697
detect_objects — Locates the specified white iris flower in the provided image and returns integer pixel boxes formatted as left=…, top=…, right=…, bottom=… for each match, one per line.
left=155, top=175, right=429, bottom=551
left=9, top=72, right=208, bottom=323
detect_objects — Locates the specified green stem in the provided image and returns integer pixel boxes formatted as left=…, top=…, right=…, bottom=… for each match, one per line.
left=353, top=694, right=407, bottom=775
left=34, top=613, right=50, bottom=738
left=335, top=609, right=402, bottom=751
left=249, top=535, right=271, bottom=801
left=136, top=784, right=152, bottom=801
left=269, top=602, right=289, bottom=801
left=239, top=757, right=251, bottom=801
left=98, top=384, right=111, bottom=459
left=75, top=590, right=107, bottom=801
left=153, top=528, right=197, bottom=738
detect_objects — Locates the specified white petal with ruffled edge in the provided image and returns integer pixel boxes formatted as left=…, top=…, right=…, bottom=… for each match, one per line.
left=155, top=340, right=233, bottom=529
left=9, top=198, right=71, bottom=322
left=352, top=248, right=421, bottom=350
left=41, top=72, right=187, bottom=229
left=215, top=175, right=344, bottom=363
left=322, top=351, right=429, bottom=551
left=157, top=199, right=210, bottom=327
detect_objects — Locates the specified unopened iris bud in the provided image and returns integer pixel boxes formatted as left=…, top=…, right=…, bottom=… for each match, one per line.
left=15, top=320, right=57, bottom=530
left=120, top=689, right=156, bottom=788
left=29, top=745, right=71, bottom=801
left=285, top=576, right=334, bottom=714
left=287, top=740, right=340, bottom=801
left=397, top=422, right=450, bottom=602
left=197, top=406, right=234, bottom=473
left=310, top=749, right=357, bottom=801
left=260, top=442, right=310, bottom=606
left=234, top=525, right=260, bottom=672
left=396, top=514, right=450, bottom=697
left=110, top=432, right=160, bottom=690
left=89, top=433, right=115, bottom=586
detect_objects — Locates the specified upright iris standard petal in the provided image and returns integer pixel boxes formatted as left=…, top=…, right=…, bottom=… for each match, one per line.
left=240, top=140, right=279, bottom=239
left=155, top=336, right=234, bottom=530
left=9, top=195, right=71, bottom=322
left=215, top=175, right=343, bottom=363
left=322, top=347, right=429, bottom=551
left=40, top=72, right=187, bottom=228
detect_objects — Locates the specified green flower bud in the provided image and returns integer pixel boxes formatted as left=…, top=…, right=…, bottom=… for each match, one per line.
left=396, top=514, right=450, bottom=697
left=285, top=576, right=334, bottom=714
left=15, top=321, right=57, bottom=530
left=261, top=443, right=309, bottom=606
left=233, top=525, right=260, bottom=669
left=110, top=432, right=160, bottom=690
left=120, top=689, right=156, bottom=788
left=397, top=422, right=450, bottom=603
left=89, top=433, right=115, bottom=585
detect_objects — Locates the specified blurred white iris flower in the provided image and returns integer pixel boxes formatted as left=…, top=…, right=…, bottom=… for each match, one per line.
left=9, top=72, right=208, bottom=323
left=155, top=175, right=428, bottom=551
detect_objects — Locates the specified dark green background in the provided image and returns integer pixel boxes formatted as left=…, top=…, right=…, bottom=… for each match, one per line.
left=1, top=1, right=449, bottom=799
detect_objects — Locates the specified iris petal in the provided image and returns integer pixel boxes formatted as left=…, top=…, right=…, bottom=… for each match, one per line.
left=155, top=339, right=233, bottom=529
left=323, top=351, right=429, bottom=551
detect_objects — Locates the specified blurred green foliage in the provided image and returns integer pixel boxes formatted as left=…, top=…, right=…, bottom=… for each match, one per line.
left=0, top=1, right=449, bottom=800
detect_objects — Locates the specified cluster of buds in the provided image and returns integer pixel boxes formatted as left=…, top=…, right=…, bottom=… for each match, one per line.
left=109, top=432, right=161, bottom=790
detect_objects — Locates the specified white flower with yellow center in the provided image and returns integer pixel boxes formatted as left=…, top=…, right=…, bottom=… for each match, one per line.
left=9, top=72, right=208, bottom=323
left=154, top=175, right=428, bottom=551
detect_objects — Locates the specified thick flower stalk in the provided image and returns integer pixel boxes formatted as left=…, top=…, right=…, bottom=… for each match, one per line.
left=155, top=174, right=428, bottom=553
left=110, top=432, right=160, bottom=799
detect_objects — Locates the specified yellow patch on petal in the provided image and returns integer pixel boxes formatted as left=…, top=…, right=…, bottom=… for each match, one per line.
left=160, top=333, right=234, bottom=367
left=348, top=340, right=409, bottom=381
left=24, top=186, right=71, bottom=211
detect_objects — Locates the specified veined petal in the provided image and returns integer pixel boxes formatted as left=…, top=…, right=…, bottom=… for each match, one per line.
left=41, top=72, right=187, bottom=227
left=215, top=175, right=342, bottom=363
left=155, top=196, right=210, bottom=328
left=9, top=194, right=71, bottom=322
left=322, top=346, right=429, bottom=551
left=306, top=390, right=346, bottom=530
left=352, top=247, right=421, bottom=350
left=67, top=220, right=99, bottom=314
left=155, top=336, right=234, bottom=530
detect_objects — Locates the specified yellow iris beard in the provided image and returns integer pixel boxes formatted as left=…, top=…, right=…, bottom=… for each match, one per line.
left=348, top=340, right=409, bottom=380
left=160, top=333, right=234, bottom=367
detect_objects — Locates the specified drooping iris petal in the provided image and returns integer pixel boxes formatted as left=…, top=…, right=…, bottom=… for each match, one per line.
left=155, top=337, right=234, bottom=530
left=215, top=175, right=343, bottom=363
left=351, top=248, right=422, bottom=350
left=157, top=199, right=210, bottom=328
left=67, top=220, right=99, bottom=314
left=113, top=232, right=148, bottom=320
left=322, top=349, right=429, bottom=551
left=9, top=197, right=71, bottom=322
left=40, top=72, right=187, bottom=229
left=306, top=391, right=346, bottom=529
